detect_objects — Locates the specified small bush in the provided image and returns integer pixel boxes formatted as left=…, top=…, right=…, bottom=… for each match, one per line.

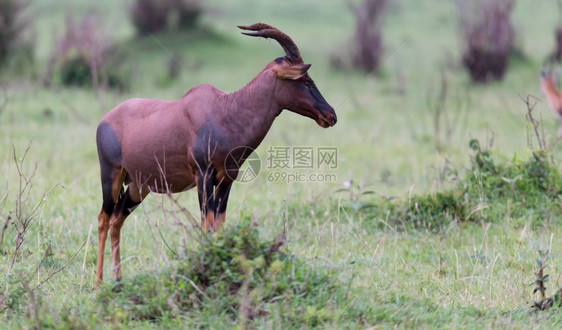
left=130, top=0, right=203, bottom=36
left=95, top=220, right=345, bottom=326
left=530, top=252, right=562, bottom=313
left=406, top=190, right=467, bottom=228
left=457, top=0, right=515, bottom=83
left=345, top=139, right=562, bottom=230
left=52, top=13, right=130, bottom=90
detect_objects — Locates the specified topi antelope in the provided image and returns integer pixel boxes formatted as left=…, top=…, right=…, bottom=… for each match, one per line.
left=94, top=23, right=337, bottom=287
left=540, top=68, right=562, bottom=137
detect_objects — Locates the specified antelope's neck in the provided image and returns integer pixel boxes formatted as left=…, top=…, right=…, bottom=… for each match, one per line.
left=221, top=71, right=282, bottom=148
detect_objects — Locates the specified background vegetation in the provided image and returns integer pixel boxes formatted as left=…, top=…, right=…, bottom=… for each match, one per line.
left=1, top=0, right=562, bottom=327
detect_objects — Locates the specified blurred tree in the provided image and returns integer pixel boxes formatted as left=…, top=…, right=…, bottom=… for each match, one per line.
left=349, top=0, right=388, bottom=73
left=457, top=0, right=515, bottom=83
left=130, top=0, right=203, bottom=36
left=331, top=0, right=389, bottom=73
left=0, top=0, right=33, bottom=69
left=51, top=13, right=130, bottom=91
left=549, top=0, right=562, bottom=62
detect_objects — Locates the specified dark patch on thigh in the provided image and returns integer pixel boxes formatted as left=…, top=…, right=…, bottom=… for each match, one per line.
left=97, top=121, right=123, bottom=215
left=96, top=121, right=122, bottom=165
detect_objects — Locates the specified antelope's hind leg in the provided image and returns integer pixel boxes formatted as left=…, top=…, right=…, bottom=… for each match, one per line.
left=95, top=121, right=127, bottom=289
left=95, top=166, right=126, bottom=289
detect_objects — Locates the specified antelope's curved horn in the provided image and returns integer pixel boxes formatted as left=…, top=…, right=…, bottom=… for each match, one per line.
left=238, top=23, right=301, bottom=60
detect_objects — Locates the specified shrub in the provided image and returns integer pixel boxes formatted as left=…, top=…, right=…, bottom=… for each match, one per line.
left=457, top=0, right=515, bottom=83
left=95, top=220, right=345, bottom=325
left=530, top=253, right=562, bottom=313
left=343, top=139, right=562, bottom=230
left=53, top=13, right=130, bottom=90
left=129, top=0, right=203, bottom=36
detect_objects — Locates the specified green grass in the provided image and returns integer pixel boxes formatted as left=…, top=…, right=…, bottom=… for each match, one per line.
left=1, top=0, right=562, bottom=327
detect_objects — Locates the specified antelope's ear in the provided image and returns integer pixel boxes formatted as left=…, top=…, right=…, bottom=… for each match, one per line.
left=273, top=63, right=311, bottom=80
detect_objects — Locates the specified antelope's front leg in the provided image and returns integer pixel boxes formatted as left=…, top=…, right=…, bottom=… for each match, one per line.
left=196, top=167, right=216, bottom=232
left=213, top=183, right=232, bottom=231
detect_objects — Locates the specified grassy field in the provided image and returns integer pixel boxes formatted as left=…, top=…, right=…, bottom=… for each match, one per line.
left=1, top=0, right=562, bottom=327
